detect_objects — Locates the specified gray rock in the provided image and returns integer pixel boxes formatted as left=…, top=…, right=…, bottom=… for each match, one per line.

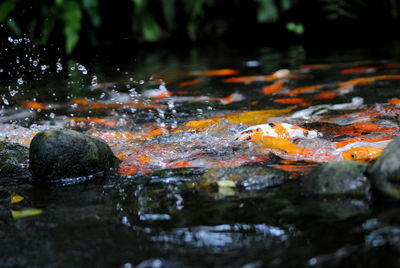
left=29, top=129, right=120, bottom=181
left=199, top=166, right=288, bottom=192
left=302, top=161, right=370, bottom=197
left=0, top=141, right=30, bottom=178
left=369, top=137, right=400, bottom=199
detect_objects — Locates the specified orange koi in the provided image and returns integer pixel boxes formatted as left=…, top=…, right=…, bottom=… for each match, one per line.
left=388, top=98, right=400, bottom=105
left=222, top=69, right=297, bottom=84
left=274, top=98, right=311, bottom=106
left=299, top=64, right=332, bottom=70
left=284, top=84, right=325, bottom=96
left=338, top=75, right=400, bottom=87
left=260, top=80, right=285, bottom=95
left=342, top=147, right=383, bottom=162
left=20, top=101, right=47, bottom=110
left=142, top=88, right=173, bottom=98
left=312, top=91, right=340, bottom=100
left=118, top=154, right=152, bottom=175
left=179, top=78, right=204, bottom=88
left=70, top=99, right=165, bottom=110
left=166, top=161, right=193, bottom=168
left=187, top=69, right=239, bottom=77
left=236, top=122, right=320, bottom=141
left=218, top=91, right=245, bottom=105
left=340, top=66, right=376, bottom=74
left=333, top=122, right=397, bottom=137
left=335, top=136, right=393, bottom=149
left=177, top=107, right=296, bottom=132
left=255, top=136, right=313, bottom=156
left=222, top=75, right=269, bottom=84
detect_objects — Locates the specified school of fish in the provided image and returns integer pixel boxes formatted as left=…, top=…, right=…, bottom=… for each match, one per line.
left=2, top=59, right=400, bottom=177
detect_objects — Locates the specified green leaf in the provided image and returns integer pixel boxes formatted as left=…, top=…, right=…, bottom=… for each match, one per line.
left=0, top=0, right=21, bottom=23
left=286, top=22, right=304, bottom=35
left=187, top=21, right=198, bottom=40
left=62, top=0, right=82, bottom=54
left=11, top=209, right=43, bottom=219
left=142, top=12, right=161, bottom=42
left=133, top=0, right=147, bottom=8
left=160, top=0, right=176, bottom=30
left=282, top=0, right=292, bottom=11
left=83, top=0, right=101, bottom=27
left=55, top=0, right=64, bottom=6
left=39, top=18, right=56, bottom=45
left=257, top=0, right=279, bottom=23
left=6, top=17, right=22, bottom=35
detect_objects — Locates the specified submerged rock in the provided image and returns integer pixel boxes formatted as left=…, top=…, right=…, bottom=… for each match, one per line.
left=198, top=166, right=288, bottom=194
left=302, top=161, right=370, bottom=197
left=0, top=141, right=30, bottom=179
left=369, top=137, right=400, bottom=200
left=29, top=129, right=120, bottom=182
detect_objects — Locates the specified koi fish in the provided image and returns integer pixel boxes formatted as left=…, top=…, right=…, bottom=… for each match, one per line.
left=187, top=69, right=239, bottom=77
left=338, top=75, right=400, bottom=88
left=142, top=88, right=173, bottom=98
left=236, top=122, right=320, bottom=141
left=218, top=91, right=245, bottom=105
left=222, top=69, right=294, bottom=84
left=342, top=147, right=383, bottom=162
left=312, top=90, right=340, bottom=100
left=299, top=64, right=332, bottom=70
left=340, top=63, right=400, bottom=75
left=274, top=98, right=311, bottom=106
left=20, top=101, right=47, bottom=110
left=255, top=136, right=314, bottom=156
left=179, top=78, right=204, bottom=88
left=340, top=66, right=376, bottom=75
left=260, top=80, right=285, bottom=95
left=333, top=122, right=397, bottom=137
left=388, top=98, right=400, bottom=105
left=335, top=136, right=393, bottom=149
left=283, top=84, right=325, bottom=96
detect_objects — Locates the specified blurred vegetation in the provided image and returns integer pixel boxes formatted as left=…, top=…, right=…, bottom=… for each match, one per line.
left=0, top=0, right=400, bottom=54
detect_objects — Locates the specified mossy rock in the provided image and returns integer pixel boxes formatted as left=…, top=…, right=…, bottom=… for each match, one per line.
left=302, top=161, right=370, bottom=197
left=0, top=141, right=29, bottom=178
left=369, top=138, right=400, bottom=200
left=29, top=129, right=120, bottom=181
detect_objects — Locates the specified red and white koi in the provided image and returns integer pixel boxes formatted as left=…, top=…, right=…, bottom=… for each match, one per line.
left=236, top=122, right=321, bottom=141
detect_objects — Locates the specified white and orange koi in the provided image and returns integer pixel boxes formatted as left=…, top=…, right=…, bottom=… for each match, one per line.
left=236, top=122, right=321, bottom=141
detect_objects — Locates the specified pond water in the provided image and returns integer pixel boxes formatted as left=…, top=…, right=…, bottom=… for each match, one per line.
left=1, top=39, right=400, bottom=267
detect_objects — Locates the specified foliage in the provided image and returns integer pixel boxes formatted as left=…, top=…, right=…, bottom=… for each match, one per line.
left=0, top=0, right=399, bottom=54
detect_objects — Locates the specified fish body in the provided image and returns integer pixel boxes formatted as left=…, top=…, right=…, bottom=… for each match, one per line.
left=218, top=92, right=245, bottom=104
left=256, top=136, right=313, bottom=156
left=236, top=122, right=320, bottom=141
left=342, top=147, right=383, bottom=162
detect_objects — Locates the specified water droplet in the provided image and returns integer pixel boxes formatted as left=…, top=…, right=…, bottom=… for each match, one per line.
left=9, top=90, right=18, bottom=96
left=41, top=65, right=48, bottom=71
left=91, top=75, right=98, bottom=87
left=2, top=97, right=9, bottom=105
left=49, top=112, right=55, bottom=119
left=56, top=62, right=63, bottom=73
left=32, top=60, right=38, bottom=67
left=77, top=64, right=88, bottom=75
left=100, top=92, right=105, bottom=99
left=17, top=78, right=24, bottom=85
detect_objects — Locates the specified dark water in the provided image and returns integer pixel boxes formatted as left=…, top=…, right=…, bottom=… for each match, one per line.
left=1, top=41, right=400, bottom=267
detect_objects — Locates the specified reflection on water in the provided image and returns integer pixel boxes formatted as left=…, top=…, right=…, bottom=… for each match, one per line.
left=2, top=40, right=400, bottom=267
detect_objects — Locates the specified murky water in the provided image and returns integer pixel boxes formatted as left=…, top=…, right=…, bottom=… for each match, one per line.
left=1, top=40, right=400, bottom=267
